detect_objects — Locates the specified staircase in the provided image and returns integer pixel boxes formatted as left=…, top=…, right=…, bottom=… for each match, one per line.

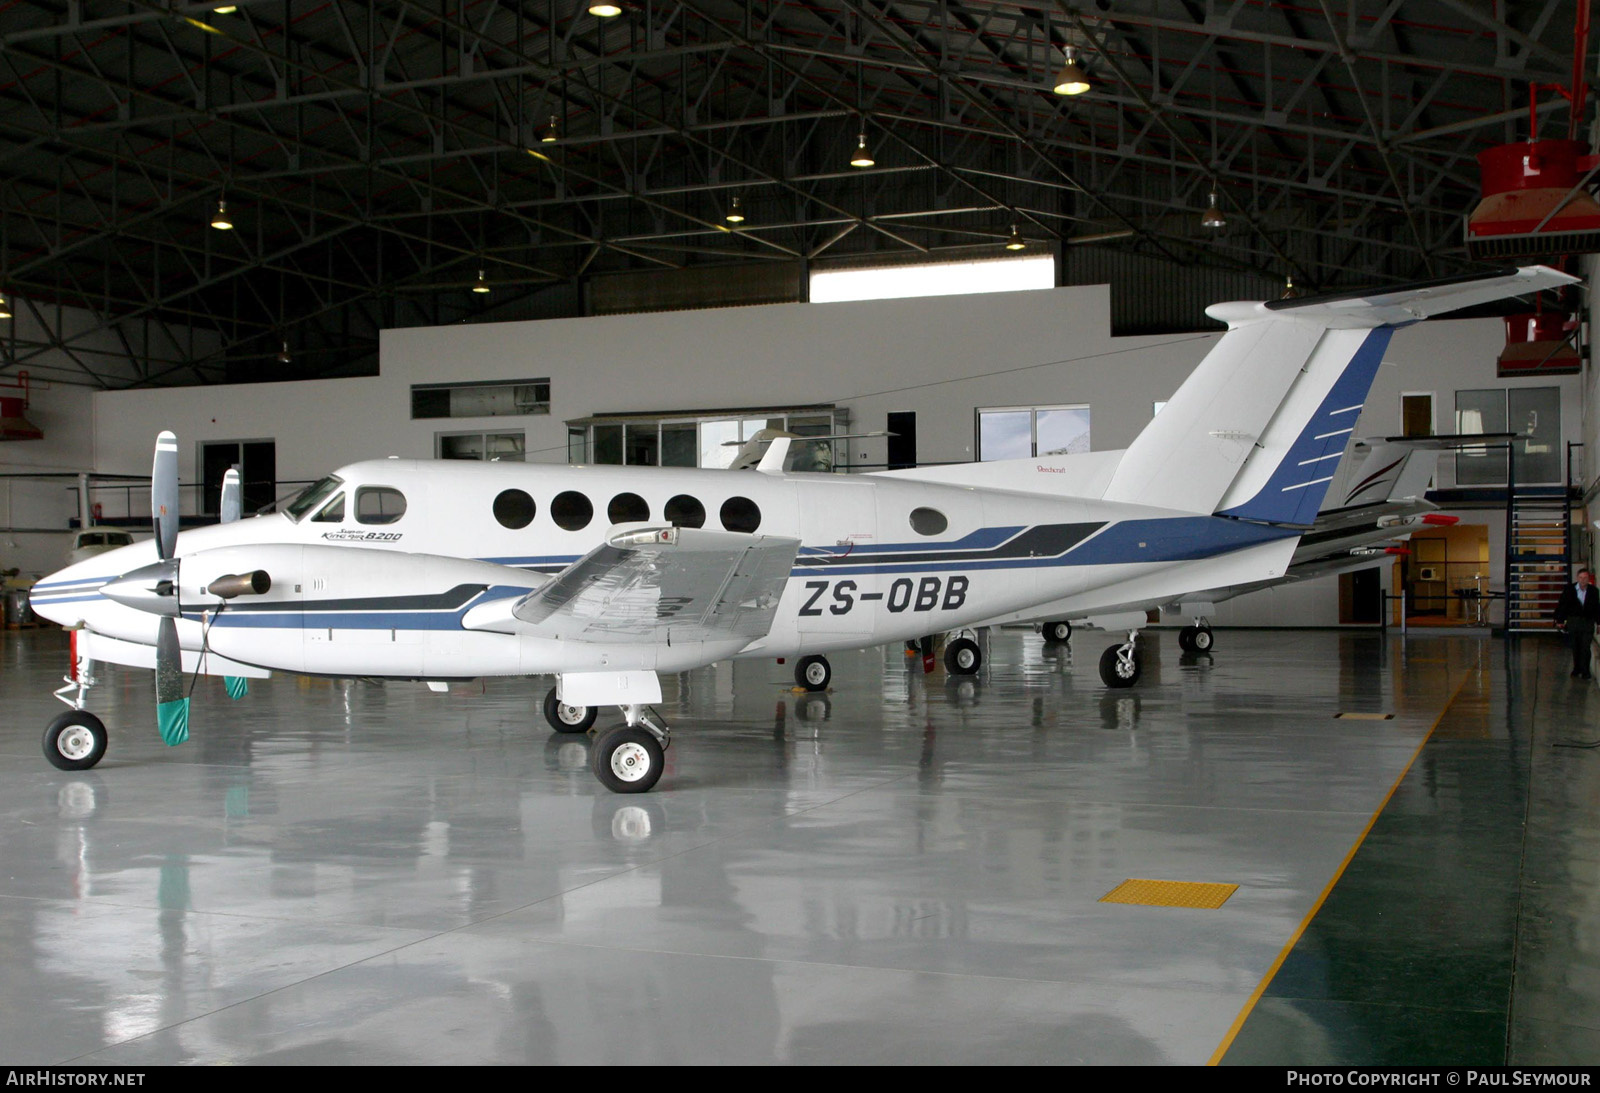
left=1505, top=493, right=1571, bottom=632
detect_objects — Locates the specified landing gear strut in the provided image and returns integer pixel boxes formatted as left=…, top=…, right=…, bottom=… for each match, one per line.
left=591, top=704, right=671, bottom=794
left=1098, top=630, right=1142, bottom=688
left=44, top=643, right=107, bottom=770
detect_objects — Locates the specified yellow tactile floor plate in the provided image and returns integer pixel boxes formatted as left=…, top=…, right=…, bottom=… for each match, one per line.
left=1100, top=878, right=1239, bottom=909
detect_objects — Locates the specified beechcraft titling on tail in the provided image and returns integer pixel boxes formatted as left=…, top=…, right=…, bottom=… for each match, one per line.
left=29, top=265, right=1577, bottom=793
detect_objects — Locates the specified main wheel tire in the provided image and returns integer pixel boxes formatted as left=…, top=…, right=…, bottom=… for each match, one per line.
left=1043, top=620, right=1073, bottom=643
left=591, top=726, right=665, bottom=794
left=944, top=637, right=981, bottom=675
left=795, top=655, right=831, bottom=692
left=43, top=710, right=107, bottom=771
left=1178, top=626, right=1198, bottom=653
left=1098, top=644, right=1141, bottom=688
left=543, top=687, right=597, bottom=734
left=1192, top=627, right=1215, bottom=653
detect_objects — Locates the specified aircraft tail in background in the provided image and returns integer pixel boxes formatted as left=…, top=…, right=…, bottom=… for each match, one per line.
left=1100, top=265, right=1577, bottom=524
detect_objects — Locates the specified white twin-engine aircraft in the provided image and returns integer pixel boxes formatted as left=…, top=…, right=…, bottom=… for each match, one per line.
left=30, top=266, right=1575, bottom=793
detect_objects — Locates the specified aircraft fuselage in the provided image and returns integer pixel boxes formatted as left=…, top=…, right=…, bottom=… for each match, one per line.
left=31, top=458, right=1298, bottom=679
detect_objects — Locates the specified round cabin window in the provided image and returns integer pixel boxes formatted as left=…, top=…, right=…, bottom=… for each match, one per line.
left=493, top=489, right=536, bottom=530
left=664, top=494, right=706, bottom=528
left=550, top=491, right=594, bottom=531
left=720, top=496, right=761, bottom=533
left=607, top=492, right=650, bottom=524
left=909, top=507, right=948, bottom=536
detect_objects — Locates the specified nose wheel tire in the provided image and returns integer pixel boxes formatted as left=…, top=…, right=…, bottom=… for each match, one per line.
left=544, top=687, right=598, bottom=733
left=1178, top=626, right=1215, bottom=654
left=43, top=710, right=108, bottom=771
left=1098, top=644, right=1141, bottom=688
left=1043, top=620, right=1073, bottom=643
left=795, top=655, right=831, bottom=692
left=592, top=726, right=665, bottom=794
left=944, top=637, right=981, bottom=675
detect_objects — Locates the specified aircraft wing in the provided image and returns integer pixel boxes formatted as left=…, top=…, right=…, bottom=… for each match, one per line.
left=487, top=524, right=800, bottom=646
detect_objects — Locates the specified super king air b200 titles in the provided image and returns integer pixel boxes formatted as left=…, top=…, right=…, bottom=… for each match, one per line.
left=29, top=265, right=1577, bottom=793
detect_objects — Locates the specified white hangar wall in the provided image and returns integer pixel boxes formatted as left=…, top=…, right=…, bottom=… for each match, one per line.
left=84, top=282, right=1583, bottom=627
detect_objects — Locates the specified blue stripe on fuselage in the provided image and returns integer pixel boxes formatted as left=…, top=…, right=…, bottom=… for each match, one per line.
left=794, top=517, right=1294, bottom=576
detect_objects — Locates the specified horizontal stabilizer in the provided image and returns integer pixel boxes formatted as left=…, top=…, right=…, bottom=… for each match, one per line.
left=1251, top=265, right=1578, bottom=327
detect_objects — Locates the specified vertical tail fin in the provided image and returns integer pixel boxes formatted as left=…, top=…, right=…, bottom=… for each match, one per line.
left=1101, top=266, right=1575, bottom=523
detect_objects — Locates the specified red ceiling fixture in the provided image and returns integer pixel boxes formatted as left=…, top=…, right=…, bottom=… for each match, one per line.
left=1497, top=311, right=1581, bottom=377
left=1465, top=1, right=1599, bottom=261
left=0, top=371, right=44, bottom=442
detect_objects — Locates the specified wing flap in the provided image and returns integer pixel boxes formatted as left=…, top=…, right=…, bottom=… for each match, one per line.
left=509, top=524, right=800, bottom=645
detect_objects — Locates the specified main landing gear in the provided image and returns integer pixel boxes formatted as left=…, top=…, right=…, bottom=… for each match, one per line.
left=543, top=686, right=598, bottom=733
left=1098, top=630, right=1142, bottom=688
left=1042, top=619, right=1073, bottom=643
left=1178, top=620, right=1215, bottom=654
left=44, top=647, right=107, bottom=771
left=943, top=630, right=982, bottom=675
left=591, top=705, right=671, bottom=794
left=795, top=655, right=831, bottom=691
left=540, top=685, right=672, bottom=794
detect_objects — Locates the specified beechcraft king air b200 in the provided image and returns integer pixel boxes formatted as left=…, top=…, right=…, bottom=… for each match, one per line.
left=29, top=265, right=1577, bottom=793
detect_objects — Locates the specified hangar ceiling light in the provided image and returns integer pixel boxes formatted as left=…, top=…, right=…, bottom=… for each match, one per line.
left=1005, top=225, right=1026, bottom=251
left=725, top=196, right=745, bottom=224
left=1201, top=191, right=1226, bottom=230
left=850, top=132, right=874, bottom=168
left=1053, top=48, right=1090, bottom=96
left=210, top=200, right=233, bottom=231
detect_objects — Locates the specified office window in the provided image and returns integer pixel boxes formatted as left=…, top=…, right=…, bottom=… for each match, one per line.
left=1454, top=387, right=1561, bottom=485
left=571, top=408, right=850, bottom=470
left=412, top=379, right=549, bottom=419
left=437, top=431, right=526, bottom=461
left=978, top=405, right=1090, bottom=461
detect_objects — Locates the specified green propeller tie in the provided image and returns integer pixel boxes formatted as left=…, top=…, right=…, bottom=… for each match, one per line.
left=157, top=697, right=190, bottom=746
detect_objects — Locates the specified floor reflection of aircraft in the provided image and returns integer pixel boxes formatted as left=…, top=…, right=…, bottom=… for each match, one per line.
left=29, top=266, right=1574, bottom=794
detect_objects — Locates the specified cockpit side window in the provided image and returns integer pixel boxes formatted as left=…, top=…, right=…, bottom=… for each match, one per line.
left=285, top=476, right=345, bottom=522
left=311, top=493, right=345, bottom=522
left=355, top=487, right=407, bottom=525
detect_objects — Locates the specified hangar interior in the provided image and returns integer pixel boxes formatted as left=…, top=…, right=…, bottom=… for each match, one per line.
left=1, top=0, right=1598, bottom=1067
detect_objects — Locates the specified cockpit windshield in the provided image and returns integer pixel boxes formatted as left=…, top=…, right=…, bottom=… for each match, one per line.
left=284, top=475, right=345, bottom=522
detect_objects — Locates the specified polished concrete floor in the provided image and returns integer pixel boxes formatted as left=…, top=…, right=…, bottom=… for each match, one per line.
left=0, top=625, right=1594, bottom=1065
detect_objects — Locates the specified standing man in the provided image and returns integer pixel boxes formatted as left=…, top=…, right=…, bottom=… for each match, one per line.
left=1554, top=567, right=1600, bottom=679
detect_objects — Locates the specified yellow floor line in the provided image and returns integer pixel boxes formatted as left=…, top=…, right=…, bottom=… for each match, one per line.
left=1205, top=664, right=1476, bottom=1066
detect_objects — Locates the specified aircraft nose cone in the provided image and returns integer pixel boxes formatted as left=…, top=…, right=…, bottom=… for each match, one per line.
left=101, top=558, right=181, bottom=617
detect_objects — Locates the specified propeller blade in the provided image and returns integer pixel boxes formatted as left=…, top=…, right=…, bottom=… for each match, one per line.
left=220, top=468, right=242, bottom=523
left=153, top=431, right=180, bottom=561
left=155, top=615, right=190, bottom=746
